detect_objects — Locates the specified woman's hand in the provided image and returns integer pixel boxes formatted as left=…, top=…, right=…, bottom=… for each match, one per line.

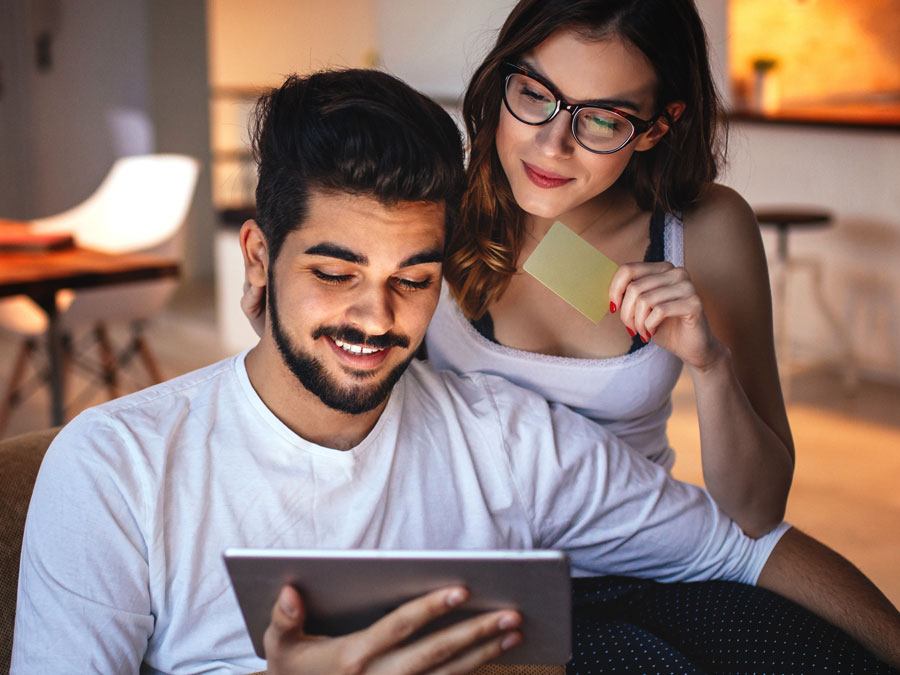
left=242, top=279, right=267, bottom=338
left=609, top=261, right=727, bottom=373
left=265, top=584, right=522, bottom=675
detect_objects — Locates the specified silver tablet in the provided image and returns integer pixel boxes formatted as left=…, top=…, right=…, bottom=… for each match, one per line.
left=223, top=549, right=571, bottom=665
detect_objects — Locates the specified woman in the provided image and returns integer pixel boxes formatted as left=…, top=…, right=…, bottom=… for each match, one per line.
left=423, top=6, right=898, bottom=673
left=427, top=0, right=793, bottom=539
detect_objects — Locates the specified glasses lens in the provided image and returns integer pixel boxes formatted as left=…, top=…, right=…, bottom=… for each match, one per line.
left=574, top=108, right=635, bottom=153
left=505, top=73, right=557, bottom=123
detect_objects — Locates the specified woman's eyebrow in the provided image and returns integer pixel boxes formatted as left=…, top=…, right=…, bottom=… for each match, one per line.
left=519, top=58, right=642, bottom=113
left=304, top=242, right=367, bottom=265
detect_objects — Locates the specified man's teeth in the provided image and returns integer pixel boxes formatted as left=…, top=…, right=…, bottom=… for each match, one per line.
left=334, top=339, right=382, bottom=355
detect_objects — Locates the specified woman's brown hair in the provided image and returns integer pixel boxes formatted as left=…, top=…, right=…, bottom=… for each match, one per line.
left=445, top=0, right=725, bottom=319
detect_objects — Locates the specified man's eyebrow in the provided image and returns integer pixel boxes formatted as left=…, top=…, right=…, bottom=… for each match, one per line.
left=520, top=59, right=642, bottom=113
left=400, top=248, right=444, bottom=268
left=303, top=243, right=367, bottom=265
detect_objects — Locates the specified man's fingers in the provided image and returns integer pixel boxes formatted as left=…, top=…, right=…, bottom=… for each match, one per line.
left=430, top=629, right=523, bottom=675
left=264, top=585, right=307, bottom=656
left=354, top=586, right=469, bottom=660
left=391, top=608, right=522, bottom=674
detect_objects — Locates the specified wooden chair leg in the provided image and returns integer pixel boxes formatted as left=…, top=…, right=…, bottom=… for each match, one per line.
left=94, top=323, right=121, bottom=398
left=132, top=323, right=163, bottom=383
left=0, top=339, right=37, bottom=436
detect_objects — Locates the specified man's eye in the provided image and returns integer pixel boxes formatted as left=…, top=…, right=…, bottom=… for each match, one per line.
left=312, top=269, right=353, bottom=285
left=392, top=277, right=433, bottom=291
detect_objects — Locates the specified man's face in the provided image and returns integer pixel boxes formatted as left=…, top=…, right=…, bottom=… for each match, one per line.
left=266, top=190, right=445, bottom=415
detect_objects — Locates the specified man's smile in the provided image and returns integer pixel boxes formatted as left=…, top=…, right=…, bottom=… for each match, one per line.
left=324, top=335, right=392, bottom=371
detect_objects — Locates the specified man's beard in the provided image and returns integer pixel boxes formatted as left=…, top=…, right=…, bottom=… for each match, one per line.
left=268, top=278, right=415, bottom=415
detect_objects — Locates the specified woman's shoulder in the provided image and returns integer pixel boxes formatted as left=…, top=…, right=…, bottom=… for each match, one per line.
left=683, top=183, right=756, bottom=231
left=681, top=183, right=763, bottom=268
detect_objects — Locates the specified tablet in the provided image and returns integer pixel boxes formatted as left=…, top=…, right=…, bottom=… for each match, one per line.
left=223, top=549, right=571, bottom=665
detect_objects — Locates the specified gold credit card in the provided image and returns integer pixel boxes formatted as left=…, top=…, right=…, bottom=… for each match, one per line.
left=522, top=221, right=619, bottom=323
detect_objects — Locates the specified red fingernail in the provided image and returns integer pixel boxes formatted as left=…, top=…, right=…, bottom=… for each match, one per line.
left=640, top=334, right=649, bottom=343
left=626, top=327, right=636, bottom=338
left=609, top=301, right=617, bottom=314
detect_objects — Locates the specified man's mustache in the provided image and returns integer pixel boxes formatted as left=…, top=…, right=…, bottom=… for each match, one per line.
left=312, top=325, right=411, bottom=350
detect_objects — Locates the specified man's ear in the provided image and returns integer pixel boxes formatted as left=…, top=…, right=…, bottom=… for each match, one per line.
left=240, top=219, right=269, bottom=288
left=634, top=100, right=686, bottom=152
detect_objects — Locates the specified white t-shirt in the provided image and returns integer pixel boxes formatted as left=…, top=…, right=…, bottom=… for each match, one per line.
left=13, top=352, right=789, bottom=674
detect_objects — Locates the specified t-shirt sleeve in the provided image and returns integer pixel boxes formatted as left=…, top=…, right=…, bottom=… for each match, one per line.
left=11, top=410, right=153, bottom=674
left=482, top=375, right=790, bottom=585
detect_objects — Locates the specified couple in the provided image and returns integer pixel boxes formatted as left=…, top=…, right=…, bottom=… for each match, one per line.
left=12, top=66, right=900, bottom=674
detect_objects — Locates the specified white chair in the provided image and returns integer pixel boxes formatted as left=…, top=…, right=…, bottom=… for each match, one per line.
left=0, top=154, right=200, bottom=431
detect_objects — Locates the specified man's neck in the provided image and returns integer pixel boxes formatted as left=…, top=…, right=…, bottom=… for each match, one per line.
left=244, top=344, right=388, bottom=450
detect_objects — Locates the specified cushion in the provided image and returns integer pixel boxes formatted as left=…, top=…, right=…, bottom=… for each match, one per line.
left=0, top=427, right=60, bottom=674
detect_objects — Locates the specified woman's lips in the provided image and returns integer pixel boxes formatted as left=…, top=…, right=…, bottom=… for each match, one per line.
left=522, top=161, right=573, bottom=189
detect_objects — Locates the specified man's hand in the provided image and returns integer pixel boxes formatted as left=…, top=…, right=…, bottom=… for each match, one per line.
left=264, top=584, right=523, bottom=674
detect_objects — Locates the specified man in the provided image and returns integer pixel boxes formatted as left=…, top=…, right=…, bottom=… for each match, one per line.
left=13, top=70, right=900, bottom=674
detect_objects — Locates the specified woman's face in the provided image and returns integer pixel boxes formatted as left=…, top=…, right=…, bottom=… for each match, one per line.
left=495, top=29, right=662, bottom=223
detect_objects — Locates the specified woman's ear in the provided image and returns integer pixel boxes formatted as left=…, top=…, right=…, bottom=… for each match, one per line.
left=634, top=100, right=686, bottom=152
left=240, top=220, right=269, bottom=288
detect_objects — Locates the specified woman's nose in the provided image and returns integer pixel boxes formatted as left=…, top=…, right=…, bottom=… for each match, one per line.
left=535, top=112, right=575, bottom=158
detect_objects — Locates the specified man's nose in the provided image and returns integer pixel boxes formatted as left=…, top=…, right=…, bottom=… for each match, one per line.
left=344, top=281, right=395, bottom=337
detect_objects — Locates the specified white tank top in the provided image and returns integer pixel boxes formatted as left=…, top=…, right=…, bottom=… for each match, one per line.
left=426, top=212, right=685, bottom=470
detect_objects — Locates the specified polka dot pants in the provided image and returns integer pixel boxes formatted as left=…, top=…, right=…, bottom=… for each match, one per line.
left=567, top=576, right=898, bottom=674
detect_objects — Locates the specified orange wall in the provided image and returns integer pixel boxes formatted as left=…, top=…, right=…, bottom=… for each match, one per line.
left=729, top=0, right=900, bottom=106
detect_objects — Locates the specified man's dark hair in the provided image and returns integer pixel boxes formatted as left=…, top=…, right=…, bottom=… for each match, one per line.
left=251, top=69, right=466, bottom=262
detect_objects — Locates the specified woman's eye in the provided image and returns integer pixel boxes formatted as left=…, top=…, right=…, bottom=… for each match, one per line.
left=311, top=269, right=353, bottom=285
left=521, top=85, right=549, bottom=102
left=392, top=277, right=433, bottom=292
left=587, top=115, right=617, bottom=131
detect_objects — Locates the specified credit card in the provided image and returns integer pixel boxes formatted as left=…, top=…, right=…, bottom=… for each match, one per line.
left=522, top=221, right=619, bottom=323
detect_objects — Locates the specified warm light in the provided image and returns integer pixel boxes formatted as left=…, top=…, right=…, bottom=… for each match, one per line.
left=729, top=0, right=900, bottom=109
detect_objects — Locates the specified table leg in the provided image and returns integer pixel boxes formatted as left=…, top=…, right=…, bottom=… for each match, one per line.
left=35, top=294, right=66, bottom=426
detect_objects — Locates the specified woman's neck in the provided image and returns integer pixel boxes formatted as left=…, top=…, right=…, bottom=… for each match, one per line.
left=523, top=186, right=639, bottom=243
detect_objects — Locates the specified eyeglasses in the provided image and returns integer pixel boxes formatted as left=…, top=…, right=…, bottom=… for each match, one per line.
left=500, top=62, right=660, bottom=154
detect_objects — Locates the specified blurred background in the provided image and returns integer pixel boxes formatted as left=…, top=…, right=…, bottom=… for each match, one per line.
left=0, top=0, right=898, bottom=603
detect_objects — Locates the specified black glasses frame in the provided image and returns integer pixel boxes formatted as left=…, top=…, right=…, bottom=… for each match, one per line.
left=500, top=62, right=660, bottom=154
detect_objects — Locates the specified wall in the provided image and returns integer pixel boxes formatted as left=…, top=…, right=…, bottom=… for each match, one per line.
left=0, top=0, right=214, bottom=278
left=700, top=0, right=900, bottom=381
left=147, top=0, right=215, bottom=278
left=0, top=0, right=150, bottom=218
left=730, top=0, right=900, bottom=107
left=0, top=0, right=35, bottom=218
left=375, top=0, right=515, bottom=103
left=206, top=0, right=378, bottom=208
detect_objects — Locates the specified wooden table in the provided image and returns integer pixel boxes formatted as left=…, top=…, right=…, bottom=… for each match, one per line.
left=0, top=246, right=179, bottom=425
